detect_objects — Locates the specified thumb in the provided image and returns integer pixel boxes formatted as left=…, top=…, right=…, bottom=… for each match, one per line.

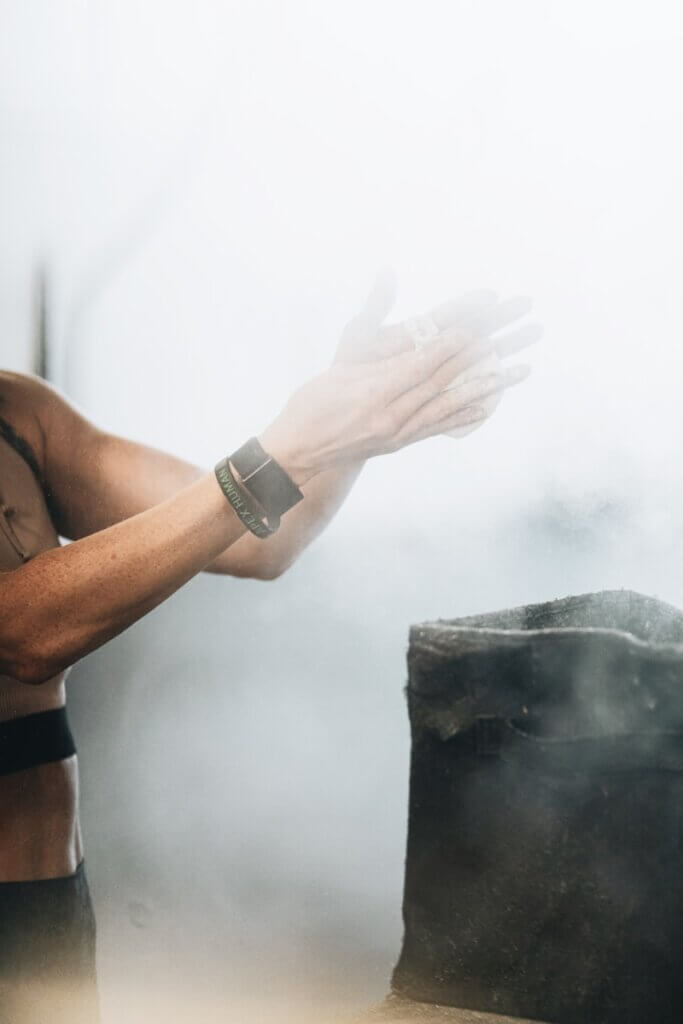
left=362, top=267, right=396, bottom=330
left=338, top=268, right=397, bottom=360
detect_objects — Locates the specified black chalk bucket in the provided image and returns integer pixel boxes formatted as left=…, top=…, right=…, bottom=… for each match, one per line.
left=391, top=591, right=683, bottom=1024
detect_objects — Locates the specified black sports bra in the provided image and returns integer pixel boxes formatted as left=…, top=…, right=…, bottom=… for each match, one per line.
left=0, top=707, right=76, bottom=776
left=0, top=415, right=42, bottom=482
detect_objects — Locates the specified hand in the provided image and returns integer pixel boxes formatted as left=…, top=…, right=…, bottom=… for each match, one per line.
left=259, top=329, right=526, bottom=485
left=335, top=273, right=541, bottom=365
left=334, top=275, right=542, bottom=437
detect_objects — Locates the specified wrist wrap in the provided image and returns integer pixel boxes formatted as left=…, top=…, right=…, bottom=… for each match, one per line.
left=229, top=437, right=303, bottom=528
left=214, top=458, right=276, bottom=538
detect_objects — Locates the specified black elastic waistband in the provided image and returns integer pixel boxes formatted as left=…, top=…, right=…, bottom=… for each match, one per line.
left=0, top=707, right=76, bottom=776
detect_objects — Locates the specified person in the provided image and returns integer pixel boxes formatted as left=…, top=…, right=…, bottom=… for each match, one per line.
left=0, top=281, right=536, bottom=1023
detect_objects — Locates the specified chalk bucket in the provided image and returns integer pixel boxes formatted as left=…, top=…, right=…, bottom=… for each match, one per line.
left=392, top=590, right=683, bottom=1024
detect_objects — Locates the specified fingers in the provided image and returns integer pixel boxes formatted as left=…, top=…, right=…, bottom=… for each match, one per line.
left=440, top=294, right=532, bottom=343
left=338, top=269, right=397, bottom=359
left=375, top=290, right=540, bottom=363
left=385, top=334, right=492, bottom=424
left=449, top=335, right=497, bottom=374
left=389, top=363, right=530, bottom=446
left=377, top=291, right=498, bottom=357
left=500, top=362, right=531, bottom=387
left=429, top=292, right=534, bottom=343
left=378, top=335, right=472, bottom=403
left=430, top=290, right=499, bottom=331
left=365, top=268, right=397, bottom=326
left=374, top=322, right=528, bottom=422
left=375, top=322, right=417, bottom=358
left=494, top=321, right=543, bottom=359
left=405, top=404, right=490, bottom=447
left=437, top=368, right=509, bottom=414
left=396, top=373, right=505, bottom=442
left=471, top=295, right=533, bottom=337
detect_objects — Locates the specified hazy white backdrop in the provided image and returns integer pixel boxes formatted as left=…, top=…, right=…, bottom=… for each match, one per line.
left=2, top=2, right=683, bottom=1021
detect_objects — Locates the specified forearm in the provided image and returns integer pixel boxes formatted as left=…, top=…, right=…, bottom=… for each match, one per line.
left=0, top=473, right=246, bottom=683
left=205, top=459, right=365, bottom=577
left=38, top=307, right=503, bottom=594
left=61, top=431, right=365, bottom=581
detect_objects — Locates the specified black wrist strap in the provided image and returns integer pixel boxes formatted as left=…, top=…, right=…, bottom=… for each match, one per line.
left=229, top=437, right=304, bottom=521
left=214, top=458, right=277, bottom=538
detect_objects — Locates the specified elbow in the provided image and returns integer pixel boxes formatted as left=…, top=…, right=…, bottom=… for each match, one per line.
left=251, top=566, right=286, bottom=582
left=17, top=661, right=60, bottom=686
left=0, top=637, right=61, bottom=686
left=8, top=655, right=58, bottom=686
left=250, top=558, right=293, bottom=582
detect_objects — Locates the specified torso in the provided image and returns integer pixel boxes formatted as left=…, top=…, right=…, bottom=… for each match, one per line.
left=0, top=383, right=82, bottom=881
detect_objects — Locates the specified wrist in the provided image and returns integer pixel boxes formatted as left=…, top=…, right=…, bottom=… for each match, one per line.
left=214, top=458, right=277, bottom=539
left=256, top=425, right=317, bottom=488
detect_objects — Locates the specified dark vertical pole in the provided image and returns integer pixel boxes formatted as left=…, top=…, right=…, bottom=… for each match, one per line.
left=32, top=264, right=50, bottom=381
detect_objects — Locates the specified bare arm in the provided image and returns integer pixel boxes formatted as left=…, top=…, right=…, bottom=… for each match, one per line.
left=0, top=470, right=248, bottom=684
left=0, top=334, right=509, bottom=684
left=37, top=286, right=538, bottom=581
left=45, top=425, right=364, bottom=580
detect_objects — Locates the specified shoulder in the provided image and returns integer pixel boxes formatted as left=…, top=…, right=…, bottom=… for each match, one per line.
left=0, top=371, right=50, bottom=476
left=0, top=371, right=100, bottom=478
left=0, top=370, right=64, bottom=418
left=0, top=370, right=69, bottom=414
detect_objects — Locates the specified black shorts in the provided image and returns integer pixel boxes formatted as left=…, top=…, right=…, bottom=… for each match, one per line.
left=0, top=861, right=100, bottom=1024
